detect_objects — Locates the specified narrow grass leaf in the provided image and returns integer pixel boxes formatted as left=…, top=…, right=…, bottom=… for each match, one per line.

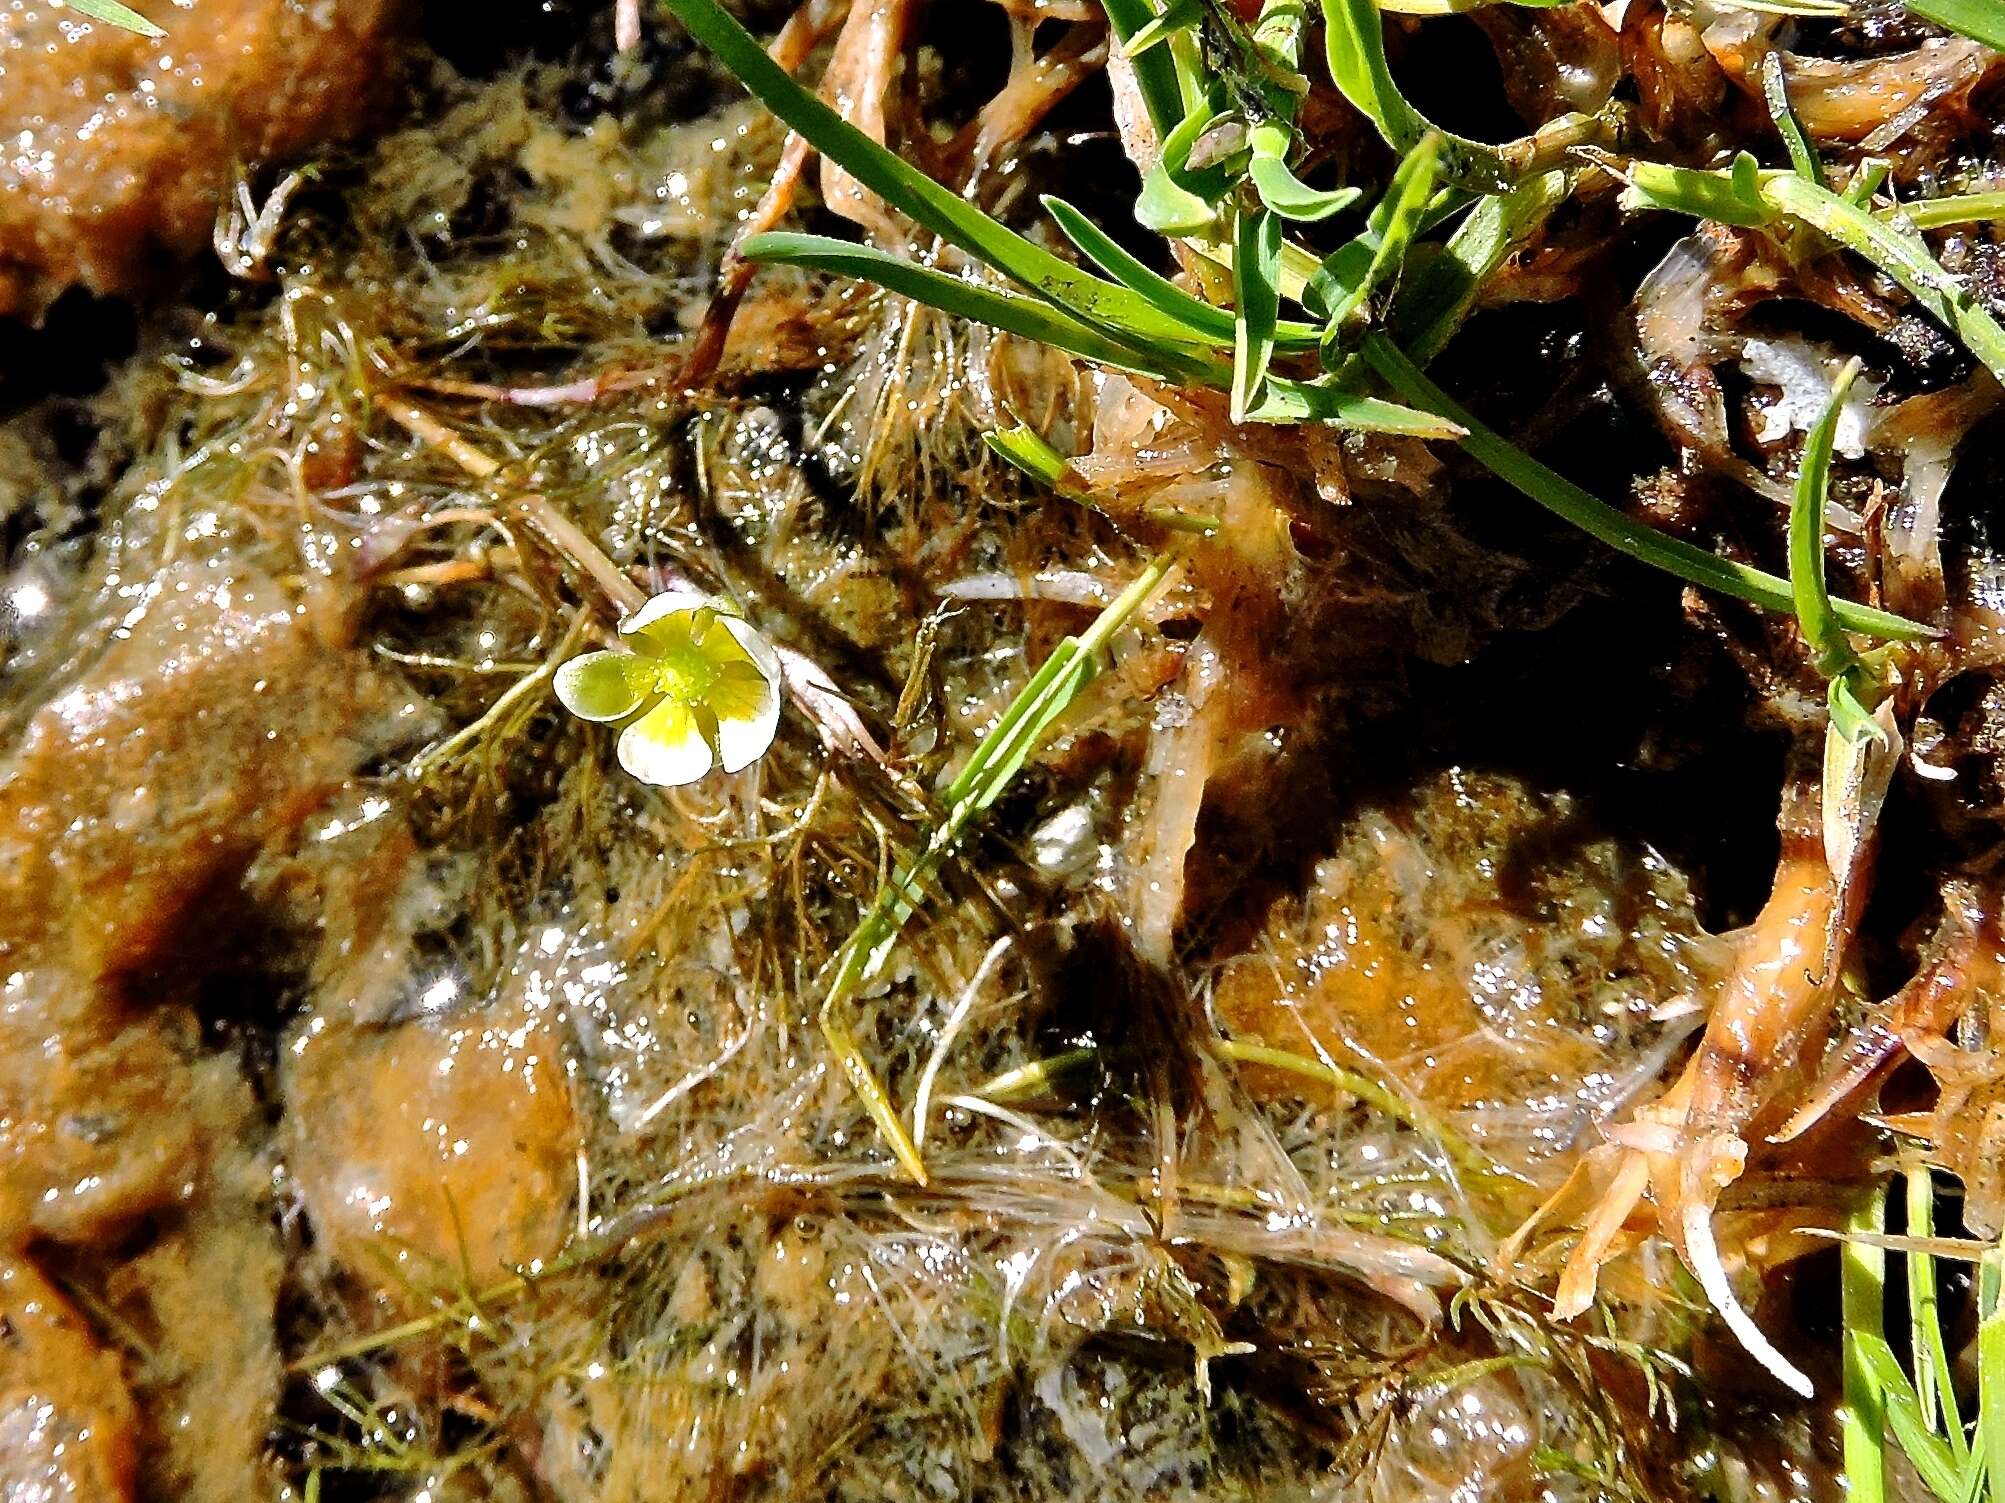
left=1250, top=124, right=1364, bottom=220
left=1319, top=0, right=1515, bottom=191
left=62, top=0, right=163, bottom=33
left=1320, top=132, right=1442, bottom=356
left=1123, top=0, right=1201, bottom=55
left=1984, top=1246, right=2005, bottom=1503
left=747, top=232, right=1456, bottom=434
left=1896, top=191, right=2005, bottom=229
left=1389, top=168, right=1565, bottom=364
left=741, top=232, right=1211, bottom=381
left=1908, top=1169, right=1967, bottom=1457
left=1765, top=172, right=2005, bottom=386
left=1845, top=1185, right=1892, bottom=1503
left=1761, top=52, right=1823, bottom=185
left=1789, top=357, right=1862, bottom=672
left=1907, top=0, right=2005, bottom=52
left=1233, top=207, right=1283, bottom=419
left=1096, top=0, right=1186, bottom=135
left=663, top=0, right=1206, bottom=350
left=820, top=552, right=1176, bottom=1177
left=1362, top=334, right=1934, bottom=639
left=1042, top=195, right=1323, bottom=348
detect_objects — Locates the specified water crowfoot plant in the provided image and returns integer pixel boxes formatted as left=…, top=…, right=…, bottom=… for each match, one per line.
left=555, top=590, right=783, bottom=788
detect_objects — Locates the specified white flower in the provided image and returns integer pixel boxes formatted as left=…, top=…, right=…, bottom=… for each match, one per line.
left=554, top=589, right=782, bottom=787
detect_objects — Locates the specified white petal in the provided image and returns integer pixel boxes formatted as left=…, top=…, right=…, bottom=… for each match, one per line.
left=554, top=650, right=648, bottom=722
left=717, top=612, right=782, bottom=683
left=616, top=699, right=714, bottom=786
left=715, top=677, right=781, bottom=773
left=619, top=588, right=715, bottom=642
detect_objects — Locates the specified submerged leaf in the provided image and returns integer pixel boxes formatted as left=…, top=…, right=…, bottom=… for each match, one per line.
left=61, top=0, right=164, bottom=35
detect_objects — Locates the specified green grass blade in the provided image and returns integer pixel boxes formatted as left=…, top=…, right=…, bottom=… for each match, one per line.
left=1761, top=52, right=1823, bottom=185
left=1846, top=157, right=1892, bottom=207
left=1233, top=208, right=1283, bottom=420
left=1361, top=334, right=1934, bottom=639
left=1097, top=0, right=1186, bottom=135
left=1844, top=1185, right=1890, bottom=1503
left=1319, top=0, right=1517, bottom=191
left=1764, top=172, right=2005, bottom=387
left=1247, top=372, right=1464, bottom=435
left=662, top=0, right=1207, bottom=350
left=1890, top=190, right=2005, bottom=229
left=1389, top=169, right=1566, bottom=364
left=62, top=0, right=163, bottom=34
left=1983, top=1245, right=2005, bottom=1503
left=1321, top=132, right=1442, bottom=352
left=1122, top=0, right=1201, bottom=55
left=1907, top=0, right=2005, bottom=52
left=747, top=231, right=1457, bottom=435
left=1609, top=151, right=1777, bottom=227
left=1789, top=357, right=1862, bottom=673
left=1908, top=1169, right=1968, bottom=1458
left=1041, top=195, right=1323, bottom=348
left=1610, top=155, right=2005, bottom=403
left=825, top=550, right=1176, bottom=1004
left=741, top=232, right=1210, bottom=382
left=1249, top=121, right=1362, bottom=222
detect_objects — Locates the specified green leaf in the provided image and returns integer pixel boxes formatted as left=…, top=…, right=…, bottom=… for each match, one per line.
left=1098, top=0, right=1185, bottom=135
left=1318, top=0, right=1517, bottom=192
left=661, top=0, right=1208, bottom=352
left=1360, top=334, right=1935, bottom=640
left=1389, top=167, right=1566, bottom=364
left=745, top=232, right=1462, bottom=436
left=1982, top=1243, right=2005, bottom=1503
left=1764, top=171, right=2005, bottom=387
left=1907, top=1172, right=1967, bottom=1461
left=1318, top=131, right=1442, bottom=355
left=1789, top=357, right=1862, bottom=675
left=61, top=0, right=163, bottom=35
left=1122, top=0, right=1202, bottom=54
left=1611, top=154, right=2005, bottom=390
left=1607, top=151, right=1776, bottom=226
left=1907, top=0, right=2005, bottom=52
left=1232, top=207, right=1283, bottom=420
left=1137, top=101, right=1235, bottom=236
left=741, top=232, right=1211, bottom=381
left=1844, top=1186, right=1894, bottom=1503
left=1249, top=123, right=1364, bottom=221
left=1893, top=190, right=2005, bottom=229
left=1760, top=52, right=1823, bottom=186
left=988, top=421, right=1221, bottom=531
left=1041, top=195, right=1322, bottom=349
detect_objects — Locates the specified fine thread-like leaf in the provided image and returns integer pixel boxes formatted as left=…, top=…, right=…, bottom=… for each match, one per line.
left=820, top=549, right=1177, bottom=1181
left=1362, top=335, right=1933, bottom=640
